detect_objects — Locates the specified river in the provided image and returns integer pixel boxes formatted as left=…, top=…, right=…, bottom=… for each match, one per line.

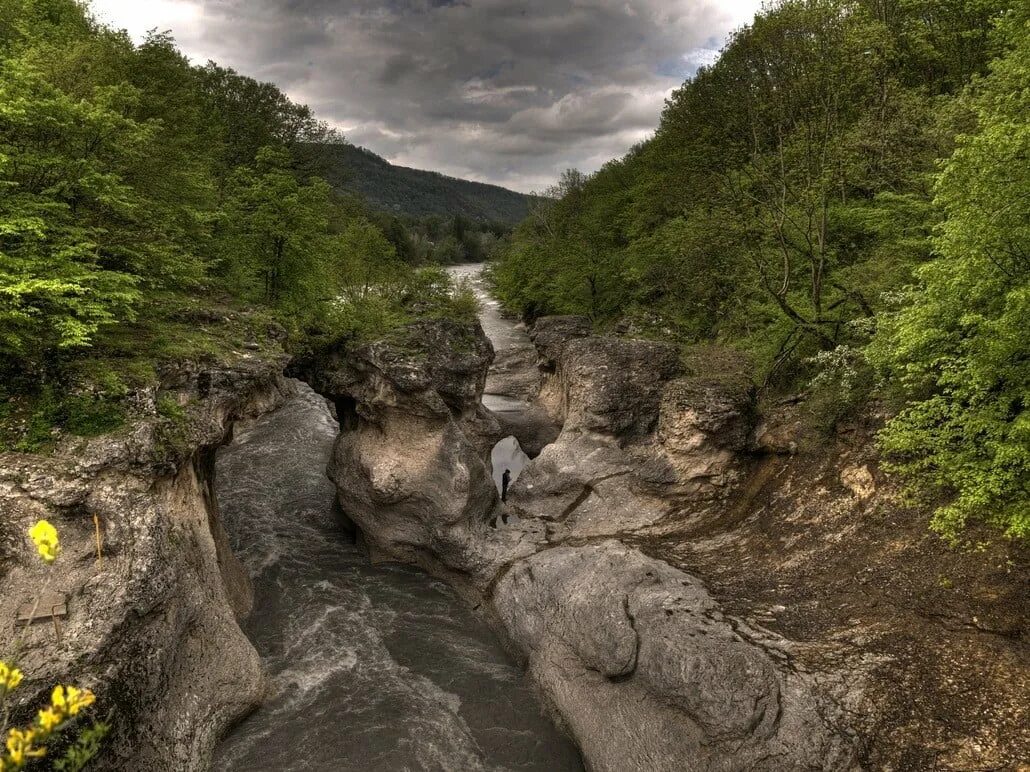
left=212, top=266, right=578, bottom=771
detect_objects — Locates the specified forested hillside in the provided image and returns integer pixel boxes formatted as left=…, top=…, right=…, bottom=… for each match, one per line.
left=314, top=143, right=533, bottom=224
left=0, top=0, right=475, bottom=451
left=491, top=0, right=1029, bottom=542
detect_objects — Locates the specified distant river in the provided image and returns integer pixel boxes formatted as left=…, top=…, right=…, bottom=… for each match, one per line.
left=212, top=273, right=580, bottom=771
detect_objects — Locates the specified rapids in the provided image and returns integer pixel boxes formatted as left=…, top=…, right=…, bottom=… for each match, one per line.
left=212, top=265, right=579, bottom=771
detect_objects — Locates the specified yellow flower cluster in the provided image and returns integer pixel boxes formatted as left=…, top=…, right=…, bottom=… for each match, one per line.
left=0, top=663, right=22, bottom=694
left=3, top=728, right=44, bottom=766
left=0, top=685, right=95, bottom=769
left=49, top=685, right=95, bottom=718
left=28, top=520, right=60, bottom=564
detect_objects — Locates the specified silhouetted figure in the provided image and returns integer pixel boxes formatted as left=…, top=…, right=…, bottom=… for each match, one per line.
left=501, top=469, right=511, bottom=502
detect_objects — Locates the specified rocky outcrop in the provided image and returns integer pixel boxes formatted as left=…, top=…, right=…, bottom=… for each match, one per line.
left=528, top=315, right=592, bottom=372
left=293, top=319, right=527, bottom=593
left=494, top=542, right=858, bottom=771
left=0, top=356, right=291, bottom=771
left=301, top=316, right=860, bottom=770
left=508, top=335, right=682, bottom=534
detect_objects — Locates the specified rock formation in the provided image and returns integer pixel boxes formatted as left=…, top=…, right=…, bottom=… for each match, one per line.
left=0, top=356, right=291, bottom=771
left=300, top=316, right=862, bottom=771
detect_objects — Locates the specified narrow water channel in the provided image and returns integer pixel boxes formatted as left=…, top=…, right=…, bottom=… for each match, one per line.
left=212, top=267, right=580, bottom=771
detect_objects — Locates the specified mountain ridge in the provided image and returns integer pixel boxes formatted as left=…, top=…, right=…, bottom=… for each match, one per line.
left=316, top=143, right=534, bottom=224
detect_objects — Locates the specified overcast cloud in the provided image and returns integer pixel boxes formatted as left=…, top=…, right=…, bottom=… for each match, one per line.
left=89, top=0, right=763, bottom=192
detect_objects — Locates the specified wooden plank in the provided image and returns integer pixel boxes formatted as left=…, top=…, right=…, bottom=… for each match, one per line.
left=16, top=594, right=68, bottom=622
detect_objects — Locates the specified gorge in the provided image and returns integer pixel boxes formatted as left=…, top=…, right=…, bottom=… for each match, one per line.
left=1, top=1, right=1027, bottom=768
left=1, top=263, right=1026, bottom=770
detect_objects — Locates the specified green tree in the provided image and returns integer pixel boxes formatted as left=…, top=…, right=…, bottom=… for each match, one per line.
left=869, top=6, right=1030, bottom=540
left=335, top=218, right=402, bottom=297
left=0, top=56, right=147, bottom=378
left=217, top=146, right=335, bottom=310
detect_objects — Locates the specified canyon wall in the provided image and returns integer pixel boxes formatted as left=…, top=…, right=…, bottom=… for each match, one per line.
left=0, top=357, right=291, bottom=771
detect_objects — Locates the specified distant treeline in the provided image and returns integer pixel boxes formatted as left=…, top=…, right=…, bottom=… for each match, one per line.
left=373, top=213, right=510, bottom=266
left=311, top=142, right=533, bottom=225
left=0, top=0, right=476, bottom=449
left=491, top=0, right=1029, bottom=542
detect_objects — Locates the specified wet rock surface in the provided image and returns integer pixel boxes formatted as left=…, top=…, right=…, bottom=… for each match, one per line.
left=494, top=542, right=859, bottom=771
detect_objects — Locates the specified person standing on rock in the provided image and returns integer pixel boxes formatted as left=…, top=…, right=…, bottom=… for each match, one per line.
left=501, top=469, right=511, bottom=502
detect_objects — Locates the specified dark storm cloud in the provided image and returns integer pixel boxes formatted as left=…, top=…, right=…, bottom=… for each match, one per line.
left=165, top=0, right=761, bottom=191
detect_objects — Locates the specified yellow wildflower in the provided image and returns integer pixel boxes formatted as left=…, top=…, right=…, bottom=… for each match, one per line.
left=28, top=520, right=60, bottom=564
left=50, top=685, right=94, bottom=718
left=5, top=728, right=44, bottom=764
left=37, top=707, right=62, bottom=733
left=0, top=662, right=23, bottom=693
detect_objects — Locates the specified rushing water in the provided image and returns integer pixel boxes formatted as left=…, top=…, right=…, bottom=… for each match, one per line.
left=449, top=264, right=536, bottom=491
left=212, top=273, right=581, bottom=771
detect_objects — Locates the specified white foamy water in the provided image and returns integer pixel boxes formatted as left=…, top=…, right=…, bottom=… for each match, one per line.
left=212, top=386, right=581, bottom=772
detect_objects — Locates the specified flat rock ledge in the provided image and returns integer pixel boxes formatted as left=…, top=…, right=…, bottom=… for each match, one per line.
left=0, top=355, right=292, bottom=772
left=301, top=318, right=861, bottom=771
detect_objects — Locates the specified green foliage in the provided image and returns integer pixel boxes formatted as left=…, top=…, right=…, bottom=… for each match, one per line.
left=53, top=720, right=111, bottom=772
left=334, top=218, right=403, bottom=293
left=0, top=0, right=476, bottom=449
left=216, top=146, right=336, bottom=311
left=493, top=0, right=1005, bottom=353
left=0, top=55, right=144, bottom=375
left=308, top=265, right=480, bottom=347
left=155, top=395, right=187, bottom=423
left=869, top=6, right=1030, bottom=541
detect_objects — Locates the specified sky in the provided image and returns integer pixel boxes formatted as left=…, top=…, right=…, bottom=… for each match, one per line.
left=88, top=0, right=764, bottom=193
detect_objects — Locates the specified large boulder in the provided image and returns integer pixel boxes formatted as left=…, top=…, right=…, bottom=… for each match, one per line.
left=559, top=336, right=681, bottom=438
left=528, top=315, right=592, bottom=371
left=493, top=542, right=858, bottom=772
left=297, top=318, right=494, bottom=422
left=294, top=319, right=517, bottom=591
left=653, top=375, right=755, bottom=496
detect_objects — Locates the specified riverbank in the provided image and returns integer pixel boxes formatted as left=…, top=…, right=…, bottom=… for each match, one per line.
left=299, top=263, right=1028, bottom=771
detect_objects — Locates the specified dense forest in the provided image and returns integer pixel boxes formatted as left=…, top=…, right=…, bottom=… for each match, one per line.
left=490, top=0, right=1028, bottom=542
left=373, top=213, right=511, bottom=265
left=314, top=143, right=533, bottom=224
left=0, top=0, right=476, bottom=451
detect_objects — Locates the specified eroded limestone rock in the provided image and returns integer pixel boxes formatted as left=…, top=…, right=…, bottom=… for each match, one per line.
left=494, top=542, right=857, bottom=771
left=0, top=357, right=290, bottom=771
left=302, top=316, right=859, bottom=770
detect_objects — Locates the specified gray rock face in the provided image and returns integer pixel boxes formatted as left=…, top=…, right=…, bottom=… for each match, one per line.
left=558, top=336, right=681, bottom=438
left=654, top=376, right=755, bottom=495
left=528, top=315, right=592, bottom=371
left=295, top=320, right=519, bottom=592
left=0, top=357, right=290, bottom=771
left=494, top=542, right=856, bottom=771
left=303, top=316, right=859, bottom=771
left=509, top=336, right=690, bottom=533
left=297, top=318, right=494, bottom=421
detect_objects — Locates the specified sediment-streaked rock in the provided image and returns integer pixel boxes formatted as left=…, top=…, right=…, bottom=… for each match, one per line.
left=494, top=542, right=858, bottom=771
